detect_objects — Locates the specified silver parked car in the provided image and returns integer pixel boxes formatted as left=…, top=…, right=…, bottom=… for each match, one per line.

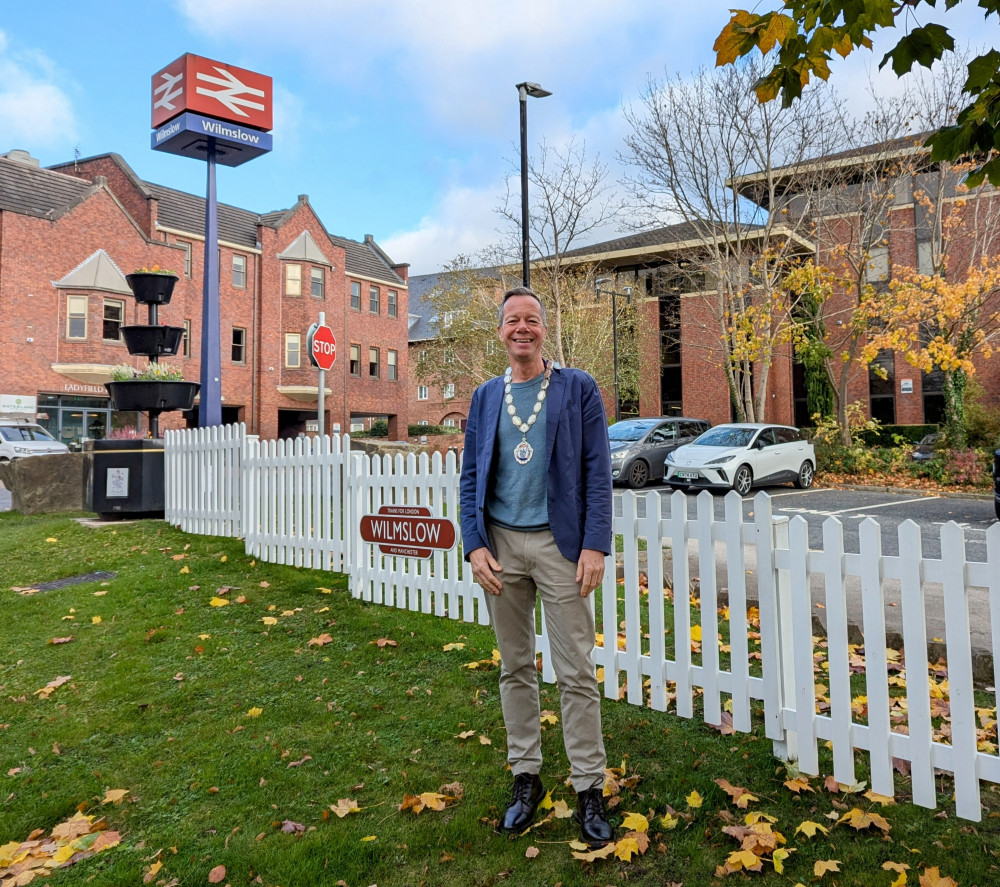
left=609, top=417, right=711, bottom=488
left=664, top=423, right=815, bottom=495
left=0, top=420, right=70, bottom=461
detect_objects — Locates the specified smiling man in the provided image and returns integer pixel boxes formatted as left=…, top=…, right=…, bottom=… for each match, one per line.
left=459, top=286, right=614, bottom=846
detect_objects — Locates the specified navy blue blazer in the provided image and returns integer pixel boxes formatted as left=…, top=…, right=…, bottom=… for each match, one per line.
left=459, top=364, right=613, bottom=564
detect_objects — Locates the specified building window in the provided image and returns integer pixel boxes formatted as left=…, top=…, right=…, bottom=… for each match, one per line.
left=183, top=319, right=192, bottom=358
left=232, top=327, right=246, bottom=364
left=349, top=344, right=361, bottom=376
left=369, top=285, right=380, bottom=314
left=350, top=281, right=361, bottom=310
left=67, top=295, right=88, bottom=340
left=486, top=340, right=498, bottom=355
left=285, top=263, right=302, bottom=296
left=103, top=299, right=125, bottom=342
left=310, top=267, right=324, bottom=298
left=387, top=349, right=398, bottom=381
left=369, top=347, right=379, bottom=378
left=388, top=289, right=398, bottom=318
left=179, top=241, right=192, bottom=278
left=285, top=333, right=301, bottom=368
left=444, top=383, right=455, bottom=399
left=444, top=418, right=457, bottom=428
left=233, top=254, right=247, bottom=288
left=417, top=385, right=429, bottom=401
left=444, top=349, right=455, bottom=364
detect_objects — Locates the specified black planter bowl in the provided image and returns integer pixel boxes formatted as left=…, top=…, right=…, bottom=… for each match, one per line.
left=125, top=272, right=179, bottom=304
left=121, top=325, right=185, bottom=357
left=105, top=380, right=200, bottom=412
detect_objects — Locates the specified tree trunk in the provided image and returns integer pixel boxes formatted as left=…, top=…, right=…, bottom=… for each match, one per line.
left=943, top=369, right=968, bottom=449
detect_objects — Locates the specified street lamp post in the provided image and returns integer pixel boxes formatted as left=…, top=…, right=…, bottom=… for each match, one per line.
left=516, top=81, right=551, bottom=287
left=595, top=277, right=632, bottom=423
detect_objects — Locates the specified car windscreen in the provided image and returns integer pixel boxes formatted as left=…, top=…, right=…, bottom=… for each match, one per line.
left=608, top=421, right=657, bottom=442
left=0, top=425, right=56, bottom=442
left=692, top=427, right=755, bottom=448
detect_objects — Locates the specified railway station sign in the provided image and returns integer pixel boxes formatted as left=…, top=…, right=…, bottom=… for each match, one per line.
left=360, top=506, right=457, bottom=559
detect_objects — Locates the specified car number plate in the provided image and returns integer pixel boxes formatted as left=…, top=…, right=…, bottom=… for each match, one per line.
left=677, top=470, right=699, bottom=480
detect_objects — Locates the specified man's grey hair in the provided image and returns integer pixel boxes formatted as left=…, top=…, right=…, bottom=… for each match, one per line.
left=497, top=286, right=547, bottom=327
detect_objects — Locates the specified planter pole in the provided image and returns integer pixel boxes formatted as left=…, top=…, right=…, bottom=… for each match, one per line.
left=200, top=137, right=223, bottom=427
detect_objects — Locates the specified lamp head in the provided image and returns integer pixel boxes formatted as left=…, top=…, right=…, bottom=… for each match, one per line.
left=517, top=81, right=552, bottom=99
left=595, top=277, right=612, bottom=288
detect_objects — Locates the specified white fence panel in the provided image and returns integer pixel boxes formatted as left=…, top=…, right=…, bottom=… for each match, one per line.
left=164, top=422, right=244, bottom=537
left=161, top=426, right=1000, bottom=823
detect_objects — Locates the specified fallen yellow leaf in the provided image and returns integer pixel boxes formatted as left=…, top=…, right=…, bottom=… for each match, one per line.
left=209, top=597, right=230, bottom=607
left=261, top=617, right=279, bottom=626
left=102, top=788, right=129, bottom=804
left=91, top=615, right=102, bottom=624
left=686, top=789, right=703, bottom=808
left=247, top=707, right=263, bottom=718
left=620, top=812, right=649, bottom=833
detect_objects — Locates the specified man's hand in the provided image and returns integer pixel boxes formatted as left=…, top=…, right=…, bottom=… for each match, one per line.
left=576, top=549, right=606, bottom=597
left=469, top=547, right=503, bottom=595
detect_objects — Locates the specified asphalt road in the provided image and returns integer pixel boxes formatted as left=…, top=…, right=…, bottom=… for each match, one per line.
left=614, top=483, right=995, bottom=561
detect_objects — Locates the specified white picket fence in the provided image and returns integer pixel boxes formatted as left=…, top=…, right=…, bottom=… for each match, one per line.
left=164, top=423, right=1000, bottom=822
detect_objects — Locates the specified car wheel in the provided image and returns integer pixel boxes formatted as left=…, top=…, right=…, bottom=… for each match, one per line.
left=795, top=461, right=814, bottom=489
left=627, top=460, right=649, bottom=489
left=733, top=465, right=753, bottom=496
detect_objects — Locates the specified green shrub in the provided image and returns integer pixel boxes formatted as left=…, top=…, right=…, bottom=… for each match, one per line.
left=407, top=423, right=460, bottom=436
left=354, top=419, right=389, bottom=438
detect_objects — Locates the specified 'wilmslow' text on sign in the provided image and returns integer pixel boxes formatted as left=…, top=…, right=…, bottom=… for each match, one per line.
left=359, top=506, right=457, bottom=559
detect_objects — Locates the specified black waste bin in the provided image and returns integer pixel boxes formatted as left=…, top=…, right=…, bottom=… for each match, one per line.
left=86, top=439, right=165, bottom=520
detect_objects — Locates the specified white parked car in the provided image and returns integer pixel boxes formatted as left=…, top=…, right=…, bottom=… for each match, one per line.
left=664, top=423, right=815, bottom=495
left=0, top=420, right=70, bottom=461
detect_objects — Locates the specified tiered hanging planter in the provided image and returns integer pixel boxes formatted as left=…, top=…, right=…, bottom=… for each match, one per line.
left=88, top=268, right=199, bottom=520
left=103, top=269, right=199, bottom=437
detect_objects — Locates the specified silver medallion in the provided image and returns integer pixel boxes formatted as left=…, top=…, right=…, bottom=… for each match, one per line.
left=513, top=438, right=534, bottom=465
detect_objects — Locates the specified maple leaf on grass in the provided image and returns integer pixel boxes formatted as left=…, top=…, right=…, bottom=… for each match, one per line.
left=371, top=637, right=398, bottom=648
left=838, top=807, right=891, bottom=834
left=279, top=820, right=306, bottom=834
left=330, top=798, right=361, bottom=818
left=795, top=820, right=829, bottom=838
left=784, top=776, right=814, bottom=794
left=101, top=788, right=129, bottom=805
left=715, top=778, right=759, bottom=809
left=919, top=866, right=959, bottom=887
left=47, top=636, right=74, bottom=645
left=208, top=864, right=226, bottom=883
left=571, top=842, right=616, bottom=862
left=620, top=812, right=649, bottom=833
left=815, top=859, right=841, bottom=877
left=525, top=845, right=539, bottom=858
left=34, top=675, right=72, bottom=699
left=308, top=634, right=333, bottom=647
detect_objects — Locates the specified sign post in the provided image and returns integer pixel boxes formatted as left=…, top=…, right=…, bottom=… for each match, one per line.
left=150, top=54, right=273, bottom=427
left=306, top=313, right=337, bottom=438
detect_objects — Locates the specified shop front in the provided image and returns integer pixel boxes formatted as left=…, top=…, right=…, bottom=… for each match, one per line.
left=36, top=394, right=140, bottom=451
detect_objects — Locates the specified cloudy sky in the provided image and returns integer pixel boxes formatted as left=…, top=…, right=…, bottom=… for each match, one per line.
left=2, top=1, right=996, bottom=274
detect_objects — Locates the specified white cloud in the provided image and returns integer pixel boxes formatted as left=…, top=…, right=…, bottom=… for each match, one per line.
left=0, top=30, right=77, bottom=149
left=381, top=182, right=507, bottom=275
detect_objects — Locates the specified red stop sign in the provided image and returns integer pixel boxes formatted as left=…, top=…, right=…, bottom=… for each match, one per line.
left=307, top=323, right=336, bottom=370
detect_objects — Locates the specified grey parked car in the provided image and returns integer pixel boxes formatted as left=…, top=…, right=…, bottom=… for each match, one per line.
left=609, top=417, right=711, bottom=488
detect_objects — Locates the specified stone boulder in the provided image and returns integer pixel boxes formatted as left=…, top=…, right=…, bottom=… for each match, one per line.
left=0, top=454, right=87, bottom=514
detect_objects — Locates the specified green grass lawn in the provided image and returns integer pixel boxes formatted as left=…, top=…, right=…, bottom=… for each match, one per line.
left=1, top=511, right=998, bottom=886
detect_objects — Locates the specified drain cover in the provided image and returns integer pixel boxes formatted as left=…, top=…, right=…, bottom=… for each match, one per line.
left=14, top=571, right=117, bottom=595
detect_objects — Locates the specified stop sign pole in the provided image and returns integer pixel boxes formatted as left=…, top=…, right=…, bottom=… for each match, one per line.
left=306, top=312, right=337, bottom=438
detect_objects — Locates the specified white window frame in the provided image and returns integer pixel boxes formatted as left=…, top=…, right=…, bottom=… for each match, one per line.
left=369, top=346, right=380, bottom=378
left=349, top=344, right=361, bottom=377
left=183, top=319, right=192, bottom=357
left=388, top=289, right=398, bottom=318
left=67, top=295, right=88, bottom=340
left=102, top=298, right=125, bottom=342
left=417, top=385, right=429, bottom=401
left=285, top=263, right=302, bottom=296
left=232, top=327, right=246, bottom=364
left=350, top=281, right=361, bottom=310
left=443, top=383, right=455, bottom=399
left=310, top=267, right=325, bottom=298
left=387, top=349, right=398, bottom=381
left=369, top=285, right=380, bottom=314
left=233, top=254, right=247, bottom=288
left=285, top=332, right=301, bottom=368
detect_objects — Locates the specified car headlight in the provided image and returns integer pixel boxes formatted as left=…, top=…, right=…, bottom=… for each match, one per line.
left=610, top=451, right=626, bottom=461
left=665, top=452, right=676, bottom=464
left=13, top=446, right=32, bottom=455
left=707, top=454, right=737, bottom=465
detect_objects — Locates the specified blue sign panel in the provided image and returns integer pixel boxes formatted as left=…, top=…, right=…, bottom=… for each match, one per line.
left=151, top=112, right=272, bottom=167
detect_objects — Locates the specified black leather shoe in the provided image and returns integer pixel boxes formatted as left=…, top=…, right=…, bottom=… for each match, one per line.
left=574, top=786, right=614, bottom=846
left=500, top=773, right=545, bottom=833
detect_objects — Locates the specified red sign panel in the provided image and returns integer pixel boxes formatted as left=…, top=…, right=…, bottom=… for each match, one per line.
left=308, top=323, right=337, bottom=371
left=360, top=506, right=457, bottom=559
left=152, top=54, right=273, bottom=131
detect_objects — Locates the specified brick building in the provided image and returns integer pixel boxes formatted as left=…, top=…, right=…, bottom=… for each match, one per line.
left=0, top=149, right=410, bottom=446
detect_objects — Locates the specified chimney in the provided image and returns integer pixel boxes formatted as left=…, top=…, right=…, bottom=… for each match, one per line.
left=2, top=149, right=40, bottom=167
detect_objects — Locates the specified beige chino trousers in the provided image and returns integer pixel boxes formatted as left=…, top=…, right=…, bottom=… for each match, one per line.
left=485, top=525, right=606, bottom=792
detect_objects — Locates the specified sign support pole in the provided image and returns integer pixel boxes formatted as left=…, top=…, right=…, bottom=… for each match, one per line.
left=317, top=311, right=326, bottom=439
left=199, top=136, right=222, bottom=427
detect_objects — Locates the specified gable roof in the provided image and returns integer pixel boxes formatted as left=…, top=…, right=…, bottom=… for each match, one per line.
left=336, top=235, right=405, bottom=285
left=53, top=249, right=131, bottom=294
left=0, top=155, right=94, bottom=219
left=278, top=230, right=332, bottom=266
